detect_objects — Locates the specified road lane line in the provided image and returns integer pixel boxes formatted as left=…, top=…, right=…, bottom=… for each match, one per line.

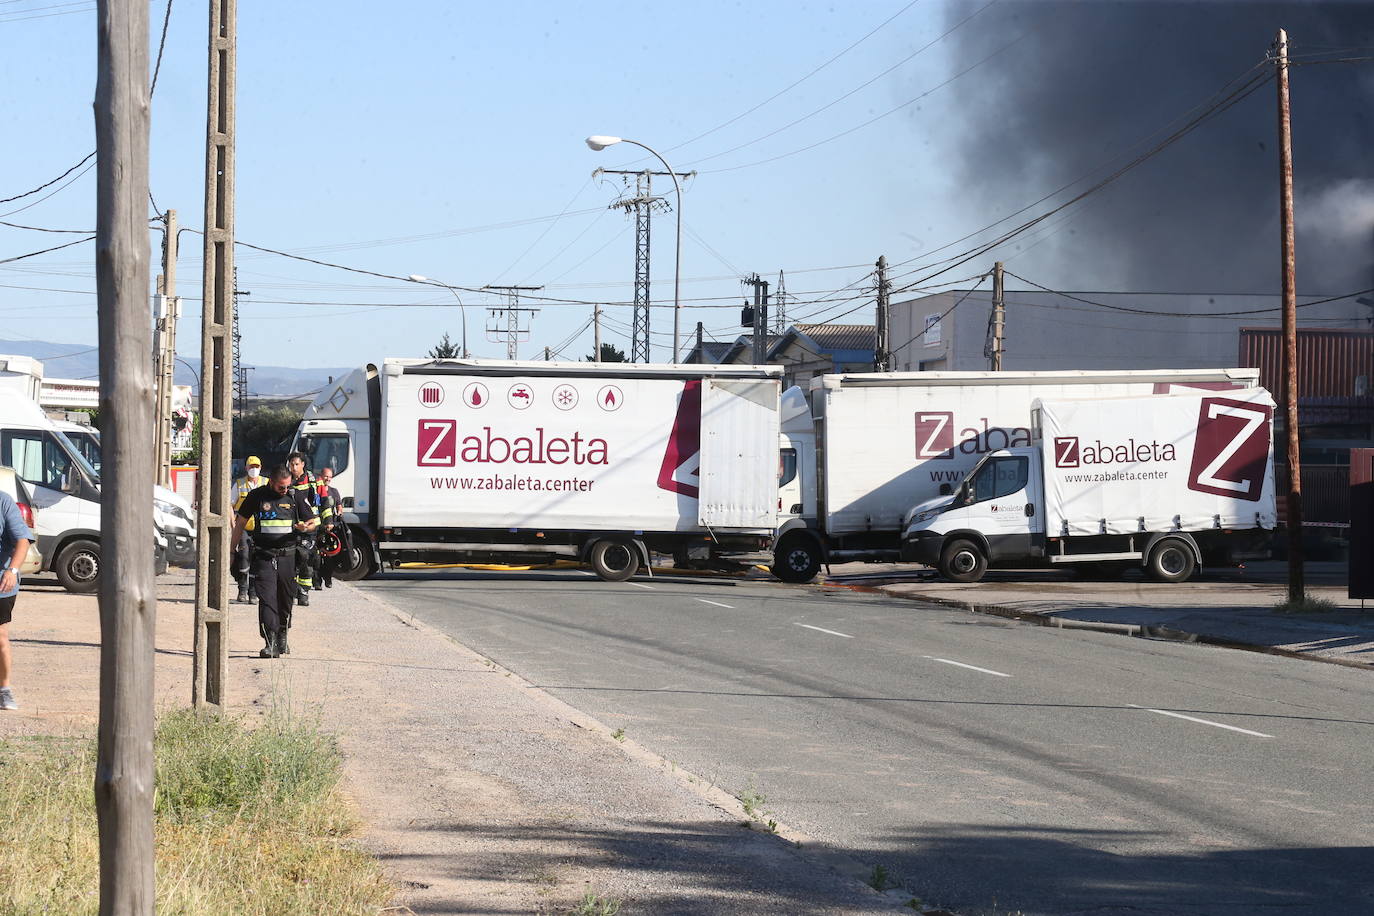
left=696, top=598, right=734, bottom=609
left=794, top=623, right=853, bottom=639
left=1128, top=704, right=1274, bottom=738
left=923, top=656, right=1011, bottom=678
left=627, top=582, right=655, bottom=590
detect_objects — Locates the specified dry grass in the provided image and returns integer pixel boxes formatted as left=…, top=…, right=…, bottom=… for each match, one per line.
left=0, top=707, right=393, bottom=915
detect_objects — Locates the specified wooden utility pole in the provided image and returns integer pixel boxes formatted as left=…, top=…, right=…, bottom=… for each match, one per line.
left=1276, top=28, right=1305, bottom=603
left=94, top=0, right=155, bottom=910
left=990, top=261, right=1005, bottom=371
left=593, top=304, right=601, bottom=362
left=193, top=0, right=236, bottom=710
left=153, top=209, right=178, bottom=487
left=874, top=255, right=890, bottom=371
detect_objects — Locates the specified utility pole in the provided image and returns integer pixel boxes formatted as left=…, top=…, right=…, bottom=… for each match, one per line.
left=874, top=256, right=890, bottom=371
left=744, top=274, right=770, bottom=365
left=94, top=0, right=155, bottom=909
left=153, top=209, right=179, bottom=487
left=193, top=0, right=236, bottom=712
left=482, top=285, right=541, bottom=360
left=543, top=346, right=551, bottom=361
left=1276, top=28, right=1305, bottom=603
left=695, top=321, right=704, bottom=364
left=593, top=304, right=602, bottom=362
left=990, top=261, right=1005, bottom=371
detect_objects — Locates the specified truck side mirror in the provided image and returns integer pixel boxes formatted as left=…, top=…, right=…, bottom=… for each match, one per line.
left=1024, top=503, right=1035, bottom=517
left=938, top=483, right=952, bottom=496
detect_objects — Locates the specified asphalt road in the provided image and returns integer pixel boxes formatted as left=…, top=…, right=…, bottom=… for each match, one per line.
left=356, top=569, right=1374, bottom=915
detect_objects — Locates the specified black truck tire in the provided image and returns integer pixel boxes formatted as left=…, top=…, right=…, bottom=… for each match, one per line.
left=1147, top=538, right=1196, bottom=583
left=55, top=538, right=101, bottom=594
left=938, top=538, right=987, bottom=583
left=329, top=527, right=377, bottom=581
left=590, top=538, right=639, bottom=582
left=772, top=534, right=822, bottom=583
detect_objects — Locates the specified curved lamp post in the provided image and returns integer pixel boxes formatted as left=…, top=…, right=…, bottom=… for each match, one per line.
left=586, top=135, right=683, bottom=364
left=408, top=274, right=469, bottom=358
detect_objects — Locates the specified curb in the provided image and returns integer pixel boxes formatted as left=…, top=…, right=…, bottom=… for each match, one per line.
left=871, top=586, right=1374, bottom=671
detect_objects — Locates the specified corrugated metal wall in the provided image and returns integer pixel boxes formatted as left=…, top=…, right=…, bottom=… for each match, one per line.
left=1239, top=328, right=1374, bottom=398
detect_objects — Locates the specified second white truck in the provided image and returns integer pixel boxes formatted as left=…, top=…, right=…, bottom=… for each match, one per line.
left=900, top=389, right=1277, bottom=582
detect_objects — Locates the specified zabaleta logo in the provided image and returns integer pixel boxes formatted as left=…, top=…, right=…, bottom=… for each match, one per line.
left=915, top=412, right=1032, bottom=459
left=656, top=380, right=701, bottom=497
left=1187, top=396, right=1272, bottom=501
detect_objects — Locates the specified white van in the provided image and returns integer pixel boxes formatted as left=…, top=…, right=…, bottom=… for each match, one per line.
left=53, top=419, right=196, bottom=567
left=0, top=392, right=167, bottom=591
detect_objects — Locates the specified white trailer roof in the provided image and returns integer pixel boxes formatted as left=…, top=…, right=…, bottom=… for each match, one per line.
left=811, top=368, right=1260, bottom=390
left=383, top=357, right=782, bottom=379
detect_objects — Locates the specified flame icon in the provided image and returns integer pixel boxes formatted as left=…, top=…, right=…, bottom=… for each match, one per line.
left=604, top=390, right=616, bottom=406
left=470, top=387, right=483, bottom=406
left=597, top=385, right=624, bottom=412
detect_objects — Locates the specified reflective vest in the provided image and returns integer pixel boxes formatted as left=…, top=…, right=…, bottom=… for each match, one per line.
left=251, top=491, right=303, bottom=548
left=232, top=475, right=259, bottom=531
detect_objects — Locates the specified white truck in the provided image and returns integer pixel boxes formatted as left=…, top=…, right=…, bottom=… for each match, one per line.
left=770, top=368, right=1262, bottom=582
left=901, top=389, right=1277, bottom=582
left=291, top=359, right=782, bottom=581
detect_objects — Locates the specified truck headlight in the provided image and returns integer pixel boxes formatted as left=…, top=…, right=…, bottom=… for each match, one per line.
left=913, top=509, right=941, bottom=524
left=155, top=499, right=190, bottom=522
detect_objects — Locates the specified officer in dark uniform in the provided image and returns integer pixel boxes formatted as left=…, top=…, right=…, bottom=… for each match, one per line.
left=230, top=465, right=317, bottom=658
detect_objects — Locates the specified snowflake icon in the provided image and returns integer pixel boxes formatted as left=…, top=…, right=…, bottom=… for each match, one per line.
left=552, top=384, right=579, bottom=410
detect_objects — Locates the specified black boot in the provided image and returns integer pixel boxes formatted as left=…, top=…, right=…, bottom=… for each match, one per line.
left=297, top=589, right=310, bottom=607
left=236, top=585, right=249, bottom=603
left=259, top=633, right=280, bottom=659
left=277, top=630, right=290, bottom=656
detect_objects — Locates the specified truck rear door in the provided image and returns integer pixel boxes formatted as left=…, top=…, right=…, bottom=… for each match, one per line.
left=698, top=379, right=779, bottom=530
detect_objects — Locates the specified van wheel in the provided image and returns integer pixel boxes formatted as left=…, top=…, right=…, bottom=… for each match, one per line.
left=1147, top=539, right=1196, bottom=583
left=938, top=539, right=987, bottom=583
left=55, top=539, right=100, bottom=594
left=772, top=534, right=822, bottom=583
left=590, top=538, right=639, bottom=582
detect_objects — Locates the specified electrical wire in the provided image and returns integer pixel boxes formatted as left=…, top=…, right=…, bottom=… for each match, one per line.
left=0, top=235, right=95, bottom=266
left=887, top=271, right=991, bottom=356
left=1005, top=270, right=1374, bottom=317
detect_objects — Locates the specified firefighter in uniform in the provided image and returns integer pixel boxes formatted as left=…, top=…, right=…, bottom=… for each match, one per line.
left=231, top=466, right=317, bottom=658
left=286, top=451, right=318, bottom=606
left=314, top=466, right=345, bottom=589
left=229, top=456, right=262, bottom=603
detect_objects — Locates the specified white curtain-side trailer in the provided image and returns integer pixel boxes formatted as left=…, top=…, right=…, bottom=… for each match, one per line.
left=292, top=359, right=781, bottom=581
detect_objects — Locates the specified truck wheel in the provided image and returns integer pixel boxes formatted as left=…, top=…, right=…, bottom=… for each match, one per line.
left=330, top=528, right=377, bottom=581
left=772, top=534, right=821, bottom=583
left=1147, top=539, right=1195, bottom=583
left=938, top=539, right=987, bottom=583
left=590, top=538, right=639, bottom=582
left=55, top=539, right=101, bottom=594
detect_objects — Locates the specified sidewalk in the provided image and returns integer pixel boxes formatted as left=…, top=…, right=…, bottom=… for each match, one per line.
left=0, top=569, right=908, bottom=915
left=828, top=561, right=1374, bottom=669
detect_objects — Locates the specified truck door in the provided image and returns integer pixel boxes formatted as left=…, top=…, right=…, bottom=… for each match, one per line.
left=699, top=379, right=779, bottom=529
left=961, top=452, right=1038, bottom=560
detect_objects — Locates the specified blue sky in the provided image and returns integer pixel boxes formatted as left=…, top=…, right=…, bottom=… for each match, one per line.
left=4, top=0, right=1361, bottom=384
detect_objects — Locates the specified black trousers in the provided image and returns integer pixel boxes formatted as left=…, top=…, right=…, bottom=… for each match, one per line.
left=252, top=550, right=296, bottom=638
left=231, top=537, right=254, bottom=592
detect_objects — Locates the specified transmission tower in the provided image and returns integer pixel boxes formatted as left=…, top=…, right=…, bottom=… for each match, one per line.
left=773, top=270, right=790, bottom=334
left=483, top=285, right=541, bottom=359
left=231, top=268, right=250, bottom=416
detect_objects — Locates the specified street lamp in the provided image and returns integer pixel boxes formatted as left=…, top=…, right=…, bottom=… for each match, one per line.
left=586, top=135, right=684, bottom=364
left=407, top=274, right=469, bottom=358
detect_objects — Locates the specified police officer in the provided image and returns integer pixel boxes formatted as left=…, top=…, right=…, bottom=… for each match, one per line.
left=230, top=465, right=317, bottom=658
left=230, top=455, right=263, bottom=603
left=314, top=466, right=344, bottom=589
left=286, top=451, right=317, bottom=606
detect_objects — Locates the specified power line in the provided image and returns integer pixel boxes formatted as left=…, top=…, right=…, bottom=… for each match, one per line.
left=887, top=271, right=991, bottom=356
left=0, top=235, right=95, bottom=265
left=0, top=152, right=95, bottom=206
left=1005, top=271, right=1374, bottom=318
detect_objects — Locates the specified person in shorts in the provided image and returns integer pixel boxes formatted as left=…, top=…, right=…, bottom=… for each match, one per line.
left=0, top=489, right=35, bottom=710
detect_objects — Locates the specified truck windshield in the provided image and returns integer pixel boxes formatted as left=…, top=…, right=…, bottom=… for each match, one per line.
left=298, top=433, right=349, bottom=476
left=65, top=429, right=101, bottom=474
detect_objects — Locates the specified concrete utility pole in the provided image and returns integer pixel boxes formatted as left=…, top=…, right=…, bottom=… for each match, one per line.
left=873, top=255, right=890, bottom=371
left=94, top=0, right=155, bottom=909
left=593, top=304, right=602, bottom=362
left=745, top=274, right=770, bottom=365
left=482, top=285, right=541, bottom=360
left=990, top=260, right=1005, bottom=371
left=153, top=209, right=179, bottom=487
left=1276, top=28, right=1305, bottom=603
left=193, top=0, right=236, bottom=711
left=694, top=321, right=704, bottom=364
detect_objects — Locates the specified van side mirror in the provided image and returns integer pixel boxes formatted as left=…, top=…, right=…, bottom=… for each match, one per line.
left=62, top=473, right=80, bottom=496
left=938, top=483, right=952, bottom=496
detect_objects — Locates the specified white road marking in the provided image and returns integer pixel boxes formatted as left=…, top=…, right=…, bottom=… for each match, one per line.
left=923, top=656, right=1011, bottom=678
left=696, top=598, right=734, bottom=609
left=1129, top=704, right=1274, bottom=738
left=576, top=570, right=596, bottom=576
left=627, top=582, right=655, bottom=590
left=795, top=623, right=853, bottom=639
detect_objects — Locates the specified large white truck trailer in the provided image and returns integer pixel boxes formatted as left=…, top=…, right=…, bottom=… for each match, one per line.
left=291, top=359, right=782, bottom=581
left=901, top=389, right=1277, bottom=582
left=770, top=368, right=1261, bottom=582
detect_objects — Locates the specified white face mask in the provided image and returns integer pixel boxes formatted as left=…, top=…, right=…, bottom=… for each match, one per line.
left=247, top=466, right=260, bottom=479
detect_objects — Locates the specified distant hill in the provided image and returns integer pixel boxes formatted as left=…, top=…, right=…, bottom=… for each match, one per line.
left=0, top=339, right=350, bottom=398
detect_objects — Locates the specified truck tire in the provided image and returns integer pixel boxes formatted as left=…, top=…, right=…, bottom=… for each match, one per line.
left=772, top=534, right=822, bottom=583
left=1147, top=539, right=1196, bottom=583
left=330, top=527, right=377, bottom=581
left=55, top=538, right=101, bottom=594
left=938, top=538, right=987, bottom=583
left=590, top=538, right=639, bottom=582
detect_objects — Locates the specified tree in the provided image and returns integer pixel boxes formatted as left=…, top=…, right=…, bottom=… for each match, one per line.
left=230, top=405, right=304, bottom=465
left=428, top=333, right=461, bottom=359
left=585, top=343, right=627, bottom=363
